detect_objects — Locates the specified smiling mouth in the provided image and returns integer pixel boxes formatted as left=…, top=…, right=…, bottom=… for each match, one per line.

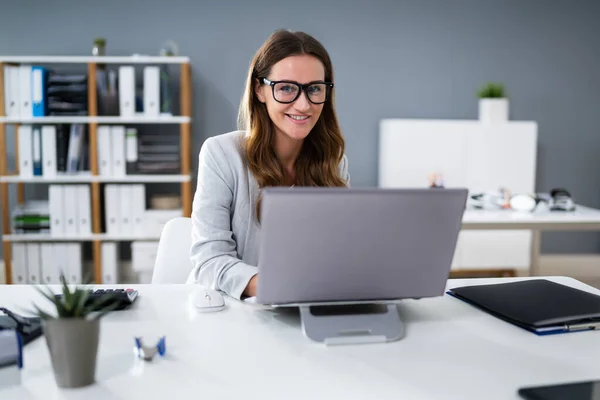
left=286, top=114, right=310, bottom=121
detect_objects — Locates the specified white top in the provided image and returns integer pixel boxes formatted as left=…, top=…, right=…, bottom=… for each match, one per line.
left=1, top=276, right=599, bottom=400
left=187, top=131, right=350, bottom=299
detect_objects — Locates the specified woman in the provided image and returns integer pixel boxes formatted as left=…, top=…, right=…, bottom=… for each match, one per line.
left=188, top=29, right=350, bottom=299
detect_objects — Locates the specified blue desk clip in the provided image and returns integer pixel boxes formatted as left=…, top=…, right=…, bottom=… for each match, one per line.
left=134, top=336, right=166, bottom=361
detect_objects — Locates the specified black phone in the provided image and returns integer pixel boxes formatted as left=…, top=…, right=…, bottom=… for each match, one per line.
left=519, top=380, right=600, bottom=400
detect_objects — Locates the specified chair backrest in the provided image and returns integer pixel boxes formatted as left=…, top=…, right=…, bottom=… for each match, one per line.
left=152, top=217, right=193, bottom=284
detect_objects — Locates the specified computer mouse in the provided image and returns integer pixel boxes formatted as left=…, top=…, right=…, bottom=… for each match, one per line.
left=192, top=288, right=225, bottom=312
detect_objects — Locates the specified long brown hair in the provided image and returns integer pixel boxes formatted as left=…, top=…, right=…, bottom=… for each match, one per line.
left=238, top=29, right=347, bottom=219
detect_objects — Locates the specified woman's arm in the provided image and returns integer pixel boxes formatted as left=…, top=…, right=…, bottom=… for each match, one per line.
left=189, top=138, right=257, bottom=299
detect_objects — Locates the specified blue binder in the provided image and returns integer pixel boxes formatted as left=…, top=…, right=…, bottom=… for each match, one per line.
left=31, top=66, right=47, bottom=117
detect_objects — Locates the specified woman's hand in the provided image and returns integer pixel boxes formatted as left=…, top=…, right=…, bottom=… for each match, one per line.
left=243, top=275, right=258, bottom=297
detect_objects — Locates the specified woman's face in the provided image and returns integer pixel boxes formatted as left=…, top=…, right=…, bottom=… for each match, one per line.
left=256, top=54, right=327, bottom=143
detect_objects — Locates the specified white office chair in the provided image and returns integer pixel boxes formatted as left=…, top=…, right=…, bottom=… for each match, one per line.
left=152, top=217, right=194, bottom=284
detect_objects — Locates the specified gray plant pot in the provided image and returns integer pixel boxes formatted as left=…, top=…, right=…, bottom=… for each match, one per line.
left=43, top=318, right=100, bottom=388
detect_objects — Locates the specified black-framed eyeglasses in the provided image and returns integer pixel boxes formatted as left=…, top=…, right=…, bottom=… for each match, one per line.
left=260, top=78, right=333, bottom=104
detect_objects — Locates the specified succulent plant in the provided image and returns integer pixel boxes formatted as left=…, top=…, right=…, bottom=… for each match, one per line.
left=477, top=82, right=506, bottom=99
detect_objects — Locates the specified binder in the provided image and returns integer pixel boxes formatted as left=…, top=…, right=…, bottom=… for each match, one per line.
left=49, top=185, right=65, bottom=236
left=118, top=66, right=135, bottom=117
left=17, top=125, right=33, bottom=177
left=447, top=279, right=600, bottom=335
left=101, top=242, right=119, bottom=284
left=31, top=66, right=47, bottom=117
left=53, top=243, right=69, bottom=281
left=110, top=125, right=126, bottom=177
left=132, top=184, right=146, bottom=237
left=32, top=125, right=42, bottom=176
left=40, top=243, right=57, bottom=284
left=76, top=185, right=92, bottom=235
left=104, top=184, right=120, bottom=235
left=66, top=243, right=83, bottom=284
left=19, top=65, right=33, bottom=118
left=63, top=185, right=79, bottom=235
left=11, top=243, right=28, bottom=284
left=4, top=66, right=20, bottom=117
left=97, top=125, right=112, bottom=176
left=118, top=185, right=133, bottom=236
left=66, top=124, right=84, bottom=173
left=143, top=66, right=160, bottom=116
left=55, top=124, right=70, bottom=173
left=41, top=125, right=57, bottom=178
left=26, top=243, right=41, bottom=285
left=125, top=127, right=138, bottom=174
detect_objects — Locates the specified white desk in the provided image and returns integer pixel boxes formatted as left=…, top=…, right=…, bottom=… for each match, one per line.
left=461, top=205, right=600, bottom=275
left=2, top=277, right=600, bottom=400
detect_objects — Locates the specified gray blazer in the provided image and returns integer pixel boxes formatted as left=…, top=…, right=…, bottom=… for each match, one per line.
left=187, top=130, right=350, bottom=299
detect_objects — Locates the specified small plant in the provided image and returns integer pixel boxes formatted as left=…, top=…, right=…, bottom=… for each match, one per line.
left=32, top=274, right=118, bottom=320
left=93, top=38, right=106, bottom=47
left=477, top=82, right=506, bottom=99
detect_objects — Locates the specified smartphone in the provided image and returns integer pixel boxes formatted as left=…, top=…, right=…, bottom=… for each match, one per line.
left=518, top=380, right=600, bottom=400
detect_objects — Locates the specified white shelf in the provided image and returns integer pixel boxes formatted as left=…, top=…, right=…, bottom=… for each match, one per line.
left=0, top=115, right=190, bottom=124
left=3, top=233, right=161, bottom=242
left=0, top=174, right=191, bottom=183
left=0, top=55, right=190, bottom=64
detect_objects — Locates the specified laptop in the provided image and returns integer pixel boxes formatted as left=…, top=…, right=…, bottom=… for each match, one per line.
left=255, top=187, right=468, bottom=307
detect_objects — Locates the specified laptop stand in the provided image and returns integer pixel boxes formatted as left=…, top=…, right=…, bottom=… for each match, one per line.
left=299, top=303, right=405, bottom=345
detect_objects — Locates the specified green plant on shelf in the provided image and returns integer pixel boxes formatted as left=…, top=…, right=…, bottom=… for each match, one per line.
left=477, top=82, right=506, bottom=99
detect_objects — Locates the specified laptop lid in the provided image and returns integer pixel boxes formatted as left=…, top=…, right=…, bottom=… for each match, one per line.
left=256, top=187, right=468, bottom=306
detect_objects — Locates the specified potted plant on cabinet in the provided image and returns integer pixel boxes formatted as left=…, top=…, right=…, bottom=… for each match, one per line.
left=477, top=82, right=509, bottom=123
left=31, top=275, right=118, bottom=388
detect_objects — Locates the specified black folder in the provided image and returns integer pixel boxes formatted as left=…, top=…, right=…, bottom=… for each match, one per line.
left=447, top=279, right=600, bottom=335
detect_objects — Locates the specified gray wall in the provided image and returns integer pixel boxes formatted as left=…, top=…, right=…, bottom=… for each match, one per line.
left=1, top=0, right=599, bottom=258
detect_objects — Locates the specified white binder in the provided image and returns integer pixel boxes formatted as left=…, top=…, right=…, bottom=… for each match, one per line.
left=101, top=242, right=120, bottom=284
left=40, top=243, right=58, bottom=284
left=19, top=65, right=33, bottom=118
left=119, top=185, right=133, bottom=236
left=118, top=66, right=135, bottom=117
left=63, top=185, right=79, bottom=235
left=66, top=243, right=83, bottom=284
left=41, top=125, right=57, bottom=178
left=3, top=66, right=19, bottom=117
left=17, top=125, right=33, bottom=177
left=11, top=243, right=28, bottom=284
left=110, top=126, right=126, bottom=177
left=26, top=243, right=41, bottom=285
left=76, top=185, right=92, bottom=235
left=97, top=125, right=112, bottom=176
left=104, top=184, right=120, bottom=235
left=53, top=243, right=69, bottom=281
left=143, top=66, right=160, bottom=116
left=49, top=184, right=65, bottom=236
left=132, top=184, right=146, bottom=237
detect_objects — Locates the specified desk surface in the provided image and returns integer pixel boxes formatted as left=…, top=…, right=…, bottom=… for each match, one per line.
left=462, top=205, right=600, bottom=230
left=1, top=277, right=600, bottom=400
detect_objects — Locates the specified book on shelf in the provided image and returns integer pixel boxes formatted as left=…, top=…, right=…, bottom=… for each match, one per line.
left=11, top=201, right=50, bottom=234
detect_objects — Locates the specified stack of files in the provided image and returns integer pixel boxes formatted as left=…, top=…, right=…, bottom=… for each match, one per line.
left=12, top=243, right=83, bottom=285
left=3, top=65, right=48, bottom=118
left=46, top=72, right=87, bottom=116
left=447, top=279, right=600, bottom=335
left=129, top=129, right=180, bottom=174
left=11, top=201, right=49, bottom=234
left=49, top=185, right=92, bottom=237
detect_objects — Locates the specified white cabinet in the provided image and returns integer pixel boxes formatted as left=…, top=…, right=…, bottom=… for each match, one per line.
left=378, top=119, right=537, bottom=271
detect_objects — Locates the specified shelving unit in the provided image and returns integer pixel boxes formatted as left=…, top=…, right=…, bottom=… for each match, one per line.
left=0, top=55, right=193, bottom=284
